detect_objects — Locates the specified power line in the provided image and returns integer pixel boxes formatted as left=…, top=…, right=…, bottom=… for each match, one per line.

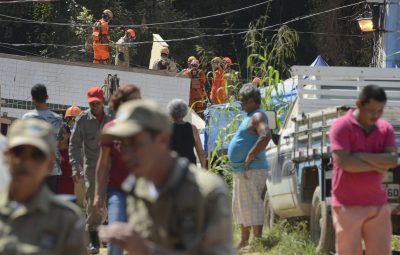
left=144, top=0, right=273, bottom=26
left=0, top=0, right=274, bottom=28
left=0, top=0, right=58, bottom=3
left=0, top=43, right=42, bottom=56
left=265, top=1, right=364, bottom=29
left=0, top=1, right=366, bottom=50
left=0, top=19, right=249, bottom=31
left=0, top=29, right=363, bottom=50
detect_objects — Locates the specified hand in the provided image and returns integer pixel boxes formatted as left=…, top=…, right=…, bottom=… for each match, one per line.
left=72, top=171, right=83, bottom=184
left=243, top=153, right=256, bottom=179
left=99, top=222, right=151, bottom=255
left=392, top=204, right=400, bottom=215
left=93, top=194, right=106, bottom=215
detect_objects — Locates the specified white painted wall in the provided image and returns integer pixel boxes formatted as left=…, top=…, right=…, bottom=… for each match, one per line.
left=0, top=54, right=190, bottom=118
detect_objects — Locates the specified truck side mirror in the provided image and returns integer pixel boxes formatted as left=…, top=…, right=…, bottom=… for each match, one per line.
left=265, top=110, right=277, bottom=130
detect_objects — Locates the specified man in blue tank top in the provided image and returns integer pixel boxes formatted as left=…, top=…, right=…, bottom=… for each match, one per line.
left=228, top=84, right=271, bottom=249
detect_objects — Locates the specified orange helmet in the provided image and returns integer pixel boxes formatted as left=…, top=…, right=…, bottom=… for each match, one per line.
left=65, top=105, right=82, bottom=118
left=252, top=77, right=262, bottom=86
left=126, top=29, right=136, bottom=39
left=223, top=57, right=232, bottom=65
left=160, top=47, right=170, bottom=55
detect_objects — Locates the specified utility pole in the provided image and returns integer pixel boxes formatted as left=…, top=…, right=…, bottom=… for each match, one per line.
left=383, top=0, right=400, bottom=67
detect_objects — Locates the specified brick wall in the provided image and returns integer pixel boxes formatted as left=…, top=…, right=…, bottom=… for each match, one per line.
left=0, top=53, right=190, bottom=118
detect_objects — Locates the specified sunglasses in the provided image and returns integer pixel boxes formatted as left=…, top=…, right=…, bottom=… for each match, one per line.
left=66, top=116, right=76, bottom=122
left=11, top=145, right=47, bottom=161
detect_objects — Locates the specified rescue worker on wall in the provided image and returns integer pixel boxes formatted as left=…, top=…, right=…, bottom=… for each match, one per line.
left=210, top=57, right=226, bottom=104
left=223, top=57, right=236, bottom=100
left=152, top=47, right=178, bottom=73
left=92, top=9, right=113, bottom=64
left=183, top=59, right=207, bottom=118
left=115, top=29, right=136, bottom=68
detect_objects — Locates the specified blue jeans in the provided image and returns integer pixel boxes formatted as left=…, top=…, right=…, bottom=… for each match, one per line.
left=107, top=188, right=127, bottom=255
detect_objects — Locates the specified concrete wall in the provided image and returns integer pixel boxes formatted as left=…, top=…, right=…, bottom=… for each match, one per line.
left=0, top=53, right=190, bottom=119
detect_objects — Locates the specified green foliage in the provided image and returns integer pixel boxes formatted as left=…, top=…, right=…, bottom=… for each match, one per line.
left=206, top=17, right=298, bottom=181
left=235, top=221, right=318, bottom=254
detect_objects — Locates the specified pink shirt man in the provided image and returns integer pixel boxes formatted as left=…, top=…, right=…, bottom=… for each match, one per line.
left=330, top=109, right=396, bottom=207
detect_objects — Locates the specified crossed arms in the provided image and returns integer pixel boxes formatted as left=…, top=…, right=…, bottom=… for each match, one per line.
left=333, top=148, right=398, bottom=174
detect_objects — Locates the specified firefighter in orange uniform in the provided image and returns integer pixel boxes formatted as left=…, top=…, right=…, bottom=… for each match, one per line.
left=184, top=59, right=207, bottom=117
left=92, top=9, right=113, bottom=64
left=210, top=57, right=226, bottom=104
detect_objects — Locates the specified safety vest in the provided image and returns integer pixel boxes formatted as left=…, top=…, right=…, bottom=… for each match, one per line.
left=92, top=19, right=109, bottom=43
left=189, top=69, right=202, bottom=89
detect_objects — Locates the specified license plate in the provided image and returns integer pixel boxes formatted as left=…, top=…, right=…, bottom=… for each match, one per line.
left=385, top=184, right=400, bottom=200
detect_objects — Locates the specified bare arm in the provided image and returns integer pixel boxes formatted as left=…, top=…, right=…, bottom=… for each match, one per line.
left=192, top=124, right=207, bottom=169
left=94, top=146, right=111, bottom=214
left=333, top=150, right=387, bottom=173
left=353, top=147, right=398, bottom=170
left=245, top=112, right=272, bottom=165
left=69, top=120, right=83, bottom=176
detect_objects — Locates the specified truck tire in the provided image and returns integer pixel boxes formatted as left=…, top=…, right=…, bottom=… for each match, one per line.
left=310, top=186, right=335, bottom=254
left=264, top=191, right=276, bottom=230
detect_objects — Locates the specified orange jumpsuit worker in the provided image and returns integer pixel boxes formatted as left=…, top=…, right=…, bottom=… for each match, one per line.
left=210, top=57, right=226, bottom=104
left=92, top=9, right=113, bottom=64
left=184, top=59, right=207, bottom=117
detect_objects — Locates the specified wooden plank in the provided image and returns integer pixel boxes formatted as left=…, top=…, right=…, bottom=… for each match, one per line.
left=291, top=66, right=400, bottom=78
left=301, top=89, right=400, bottom=99
left=300, top=99, right=400, bottom=114
left=298, top=79, right=400, bottom=89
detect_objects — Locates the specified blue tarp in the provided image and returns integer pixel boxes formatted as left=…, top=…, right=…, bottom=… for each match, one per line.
left=203, top=55, right=329, bottom=154
left=203, top=102, right=245, bottom=154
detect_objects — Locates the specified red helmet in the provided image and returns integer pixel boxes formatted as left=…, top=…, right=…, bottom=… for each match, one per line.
left=223, top=57, right=232, bottom=65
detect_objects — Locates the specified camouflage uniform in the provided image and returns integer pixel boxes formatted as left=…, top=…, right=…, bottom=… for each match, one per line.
left=0, top=188, right=86, bottom=255
left=126, top=155, right=235, bottom=255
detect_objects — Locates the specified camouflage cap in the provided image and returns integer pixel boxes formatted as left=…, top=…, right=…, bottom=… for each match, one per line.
left=102, top=99, right=172, bottom=140
left=7, top=118, right=56, bottom=156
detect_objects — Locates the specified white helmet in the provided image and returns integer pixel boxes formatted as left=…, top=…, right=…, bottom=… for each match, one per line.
left=103, top=9, right=113, bottom=20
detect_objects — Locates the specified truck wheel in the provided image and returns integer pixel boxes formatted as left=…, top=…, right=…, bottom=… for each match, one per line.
left=310, top=186, right=335, bottom=254
left=264, top=191, right=276, bottom=230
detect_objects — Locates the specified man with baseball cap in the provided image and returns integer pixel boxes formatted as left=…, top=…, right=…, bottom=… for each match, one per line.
left=69, top=86, right=113, bottom=254
left=98, top=99, right=234, bottom=255
left=0, top=118, right=87, bottom=254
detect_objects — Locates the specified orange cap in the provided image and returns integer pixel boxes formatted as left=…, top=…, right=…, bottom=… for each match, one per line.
left=126, top=29, right=136, bottom=39
left=65, top=105, right=82, bottom=118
